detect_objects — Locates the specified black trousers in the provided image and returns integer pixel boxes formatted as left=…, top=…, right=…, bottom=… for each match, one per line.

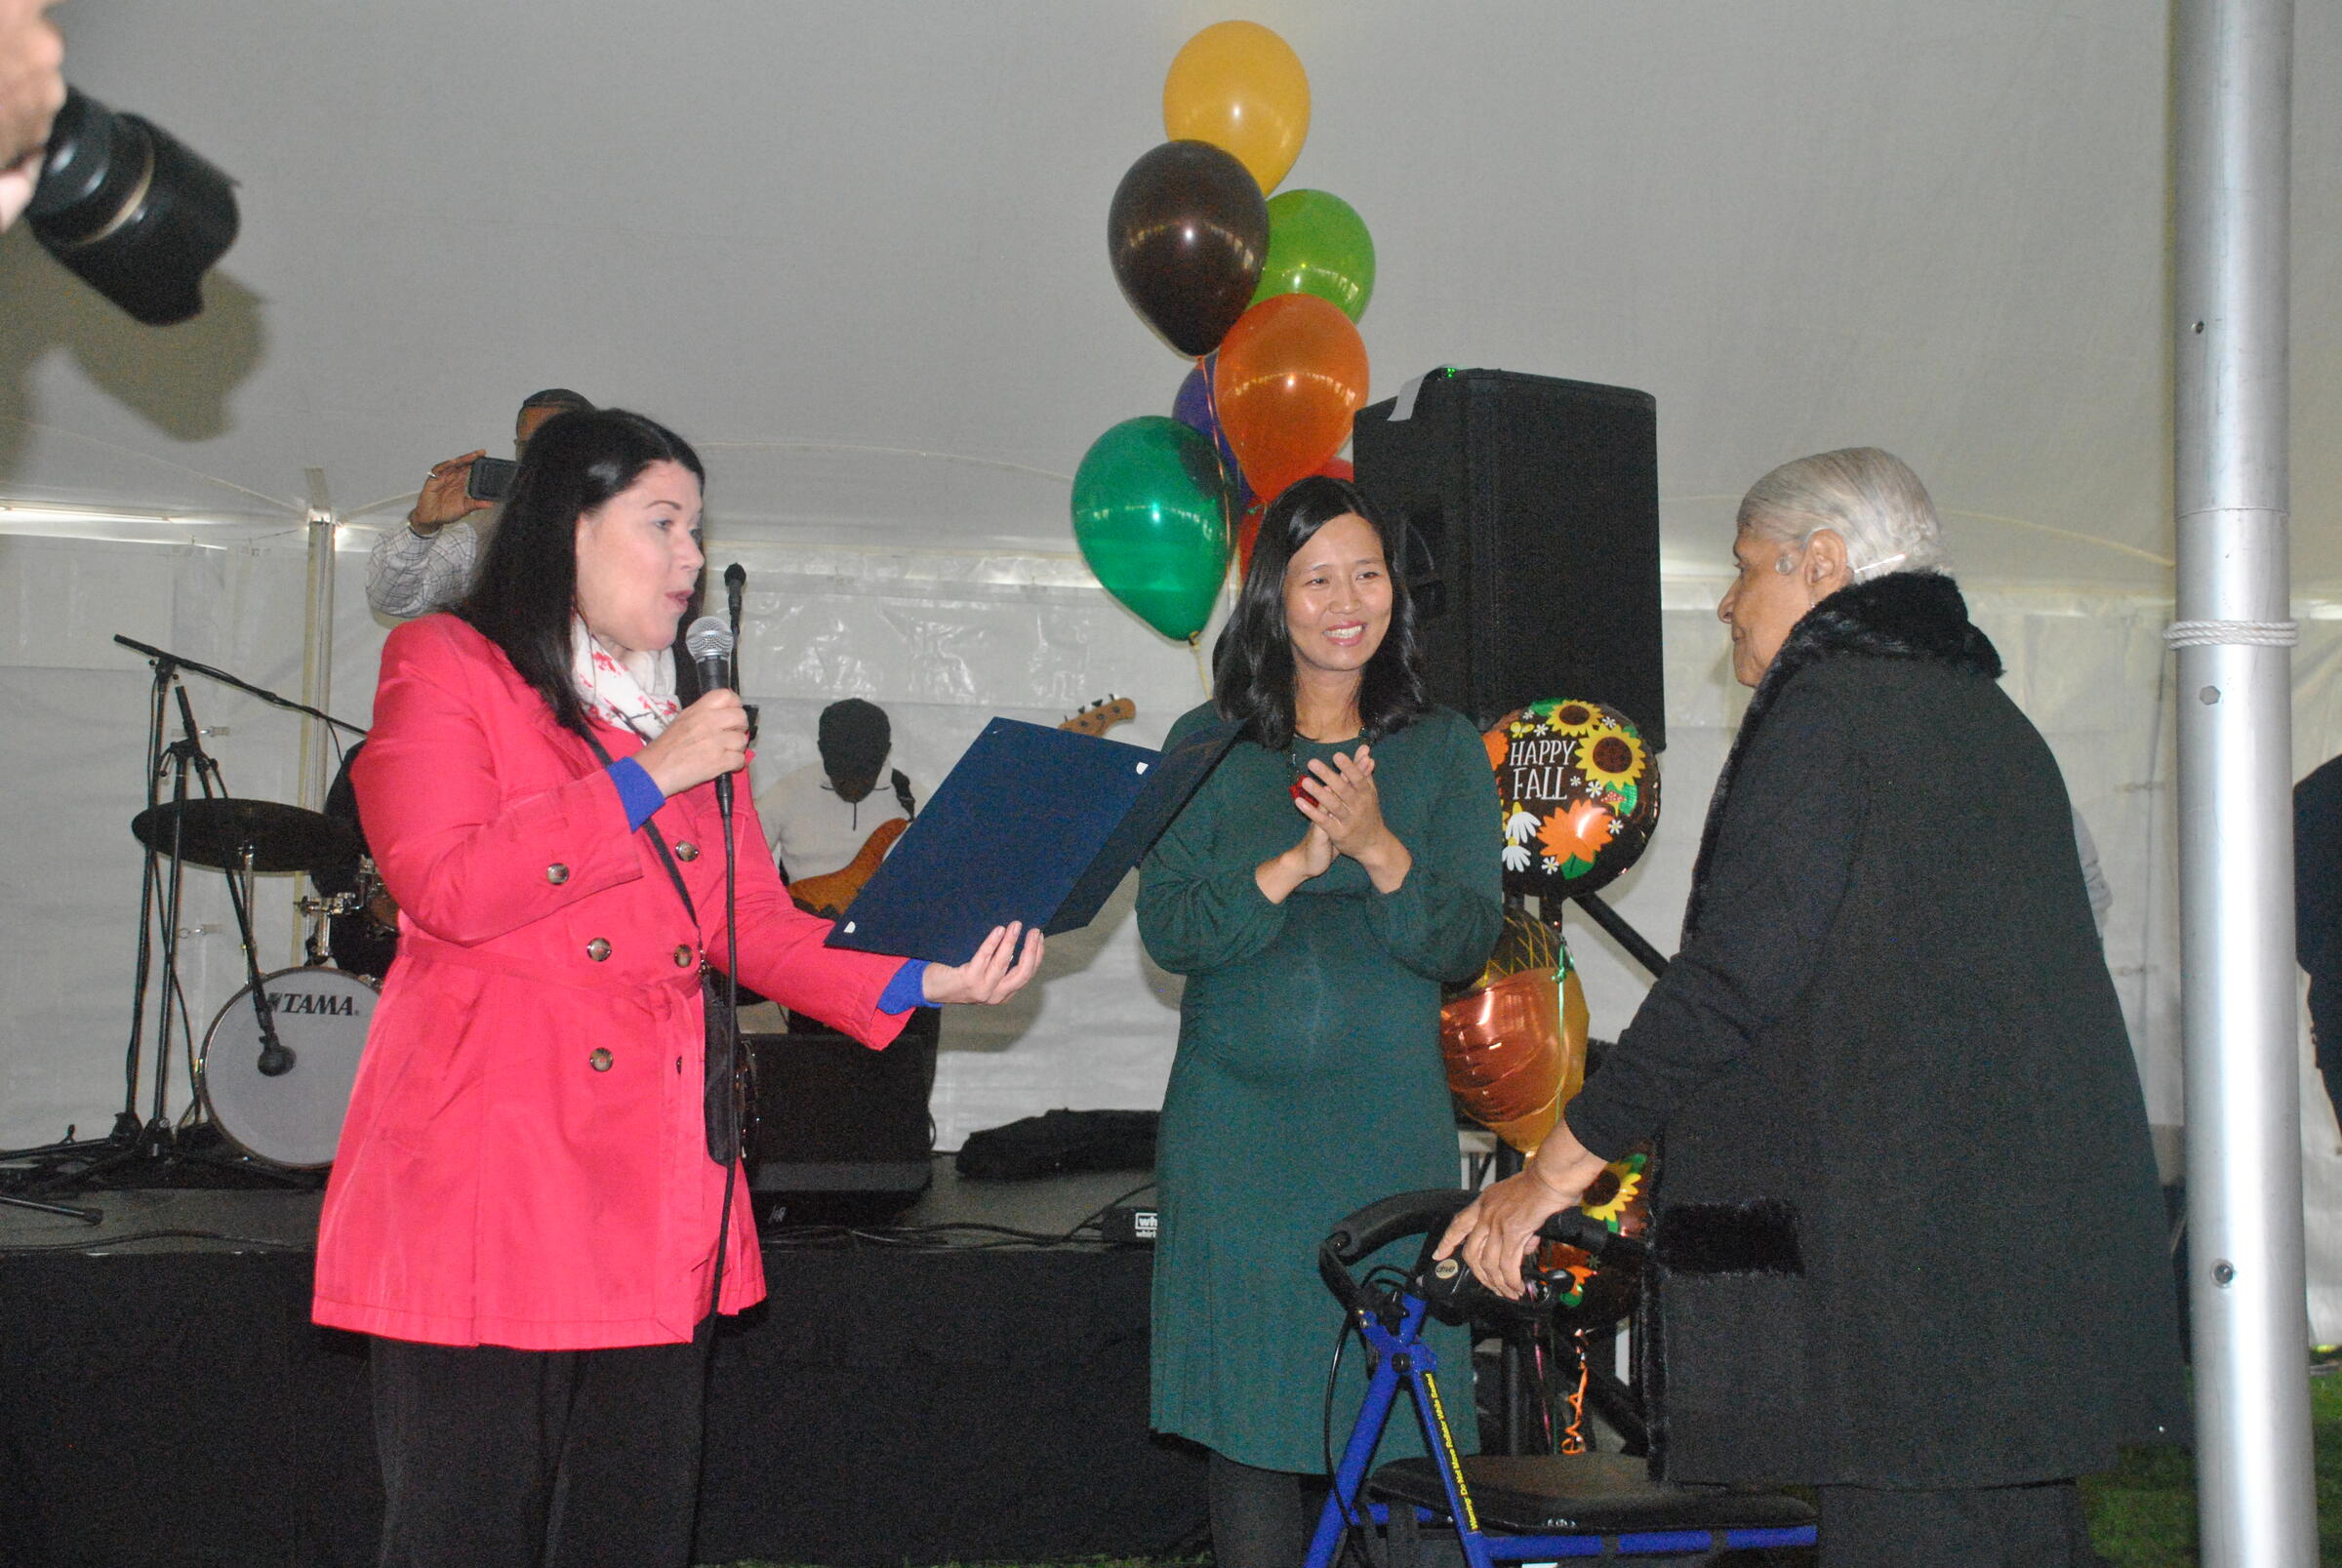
left=1207, top=1451, right=1320, bottom=1568
left=1817, top=1480, right=2106, bottom=1568
left=369, top=1326, right=711, bottom=1568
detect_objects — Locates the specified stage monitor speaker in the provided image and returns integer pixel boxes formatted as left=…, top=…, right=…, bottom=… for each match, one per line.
left=1352, top=368, right=1666, bottom=748
left=746, top=1014, right=937, bottom=1219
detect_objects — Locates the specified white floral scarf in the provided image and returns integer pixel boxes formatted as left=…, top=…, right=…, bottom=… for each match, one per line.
left=569, top=613, right=680, bottom=739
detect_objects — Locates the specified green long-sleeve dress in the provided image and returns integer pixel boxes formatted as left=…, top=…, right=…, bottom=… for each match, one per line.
left=1138, top=703, right=1504, bottom=1472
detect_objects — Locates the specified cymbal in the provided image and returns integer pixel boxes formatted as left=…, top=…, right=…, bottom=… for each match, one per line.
left=131, top=799, right=362, bottom=875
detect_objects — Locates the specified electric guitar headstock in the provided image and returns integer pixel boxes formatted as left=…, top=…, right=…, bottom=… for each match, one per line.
left=1059, top=695, right=1137, bottom=738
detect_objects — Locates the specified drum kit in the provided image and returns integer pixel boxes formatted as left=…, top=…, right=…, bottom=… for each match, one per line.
left=2, top=637, right=391, bottom=1219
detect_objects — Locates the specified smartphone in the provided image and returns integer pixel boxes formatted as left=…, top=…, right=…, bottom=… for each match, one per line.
left=465, top=456, right=520, bottom=503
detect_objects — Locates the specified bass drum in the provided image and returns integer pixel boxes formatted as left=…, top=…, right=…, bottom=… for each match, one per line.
left=198, top=966, right=378, bottom=1169
left=315, top=742, right=399, bottom=979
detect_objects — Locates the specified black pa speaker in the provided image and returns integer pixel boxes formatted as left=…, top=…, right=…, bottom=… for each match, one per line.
left=746, top=1011, right=938, bottom=1221
left=1352, top=368, right=1666, bottom=747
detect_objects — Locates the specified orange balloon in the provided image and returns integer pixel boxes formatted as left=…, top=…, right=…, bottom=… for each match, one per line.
left=1213, top=294, right=1368, bottom=502
left=1163, top=21, right=1310, bottom=193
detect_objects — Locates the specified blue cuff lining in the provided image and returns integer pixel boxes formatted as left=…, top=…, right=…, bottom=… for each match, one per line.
left=607, top=756, right=666, bottom=832
left=879, top=960, right=930, bottom=1015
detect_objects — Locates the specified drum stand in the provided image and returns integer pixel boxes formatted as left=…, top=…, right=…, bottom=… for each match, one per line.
left=4, top=655, right=305, bottom=1199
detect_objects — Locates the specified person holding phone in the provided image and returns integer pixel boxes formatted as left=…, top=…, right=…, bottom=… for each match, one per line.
left=365, top=386, right=594, bottom=619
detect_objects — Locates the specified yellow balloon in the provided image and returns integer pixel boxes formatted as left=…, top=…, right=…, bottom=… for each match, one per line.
left=1163, top=20, right=1310, bottom=194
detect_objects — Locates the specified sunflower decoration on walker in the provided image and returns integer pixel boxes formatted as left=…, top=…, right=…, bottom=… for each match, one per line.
left=1442, top=698, right=1661, bottom=1329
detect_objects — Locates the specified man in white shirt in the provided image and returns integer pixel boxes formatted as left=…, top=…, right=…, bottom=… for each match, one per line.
left=756, top=699, right=917, bottom=884
left=365, top=387, right=593, bottom=619
left=754, top=699, right=937, bottom=1057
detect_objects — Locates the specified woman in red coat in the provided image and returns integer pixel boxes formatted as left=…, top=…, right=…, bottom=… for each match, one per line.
left=314, top=408, right=1040, bottom=1568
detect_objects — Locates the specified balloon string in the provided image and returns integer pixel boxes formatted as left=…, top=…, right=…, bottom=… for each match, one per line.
left=1197, top=352, right=1243, bottom=582
left=1190, top=632, right=1210, bottom=693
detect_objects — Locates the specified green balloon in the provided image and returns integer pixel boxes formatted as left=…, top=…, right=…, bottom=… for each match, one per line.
left=1250, top=188, right=1376, bottom=322
left=1071, top=417, right=1232, bottom=642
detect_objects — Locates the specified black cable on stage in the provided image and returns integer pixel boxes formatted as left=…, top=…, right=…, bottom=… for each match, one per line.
left=759, top=1215, right=1144, bottom=1251
left=1063, top=1177, right=1158, bottom=1242
left=0, top=1228, right=306, bottom=1253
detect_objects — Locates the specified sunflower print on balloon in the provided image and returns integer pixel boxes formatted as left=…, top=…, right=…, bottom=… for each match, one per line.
left=1488, top=699, right=1661, bottom=900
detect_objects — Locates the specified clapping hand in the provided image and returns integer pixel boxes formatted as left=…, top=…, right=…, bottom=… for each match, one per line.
left=1293, top=746, right=1389, bottom=860
left=1293, top=746, right=1413, bottom=892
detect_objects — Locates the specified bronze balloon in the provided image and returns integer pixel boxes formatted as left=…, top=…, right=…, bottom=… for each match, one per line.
left=1440, top=906, right=1588, bottom=1154
left=1439, top=907, right=1649, bottom=1331
left=1486, top=699, right=1661, bottom=901
left=1108, top=141, right=1269, bottom=358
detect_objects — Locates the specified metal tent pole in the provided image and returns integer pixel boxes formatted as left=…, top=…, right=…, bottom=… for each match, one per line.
left=2172, top=1, right=2314, bottom=1562
left=294, top=468, right=338, bottom=967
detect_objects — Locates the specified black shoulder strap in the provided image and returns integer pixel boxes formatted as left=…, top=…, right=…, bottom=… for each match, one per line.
left=579, top=730, right=697, bottom=920
left=579, top=729, right=740, bottom=1166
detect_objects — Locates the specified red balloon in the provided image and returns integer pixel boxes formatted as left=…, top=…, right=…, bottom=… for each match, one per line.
left=1236, top=497, right=1265, bottom=583
left=1235, top=459, right=1357, bottom=582
left=1212, top=294, right=1368, bottom=500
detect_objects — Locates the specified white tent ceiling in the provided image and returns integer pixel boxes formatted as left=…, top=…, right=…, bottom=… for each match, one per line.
left=5, top=3, right=2342, bottom=1241
left=0, top=0, right=2333, bottom=590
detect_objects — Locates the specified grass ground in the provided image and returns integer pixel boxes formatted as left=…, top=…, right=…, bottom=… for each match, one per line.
left=702, top=1373, right=2342, bottom=1568
left=2080, top=1365, right=2342, bottom=1567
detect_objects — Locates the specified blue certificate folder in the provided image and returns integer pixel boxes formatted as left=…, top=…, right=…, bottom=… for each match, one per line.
left=825, top=716, right=1241, bottom=966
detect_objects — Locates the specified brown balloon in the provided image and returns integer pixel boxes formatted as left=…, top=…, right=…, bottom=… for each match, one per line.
left=1109, top=141, right=1269, bottom=358
left=1440, top=907, right=1589, bottom=1154
left=1440, top=905, right=1651, bottom=1330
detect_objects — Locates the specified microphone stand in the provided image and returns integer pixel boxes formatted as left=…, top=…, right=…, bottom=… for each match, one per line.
left=110, top=634, right=368, bottom=740
left=3, top=637, right=337, bottom=1205
left=702, top=640, right=745, bottom=1341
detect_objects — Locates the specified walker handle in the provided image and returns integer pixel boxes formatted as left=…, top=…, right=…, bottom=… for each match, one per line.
left=1324, top=1188, right=1475, bottom=1266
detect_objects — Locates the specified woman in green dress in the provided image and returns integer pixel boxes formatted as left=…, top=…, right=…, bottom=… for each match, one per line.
left=1138, top=475, right=1503, bottom=1568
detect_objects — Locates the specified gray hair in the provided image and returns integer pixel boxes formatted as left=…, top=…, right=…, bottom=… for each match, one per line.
left=1737, top=447, right=1949, bottom=581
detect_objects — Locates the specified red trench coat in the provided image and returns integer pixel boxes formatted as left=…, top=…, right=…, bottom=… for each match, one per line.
left=312, top=615, right=907, bottom=1350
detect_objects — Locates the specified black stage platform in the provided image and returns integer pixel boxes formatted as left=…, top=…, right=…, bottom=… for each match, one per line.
left=0, top=1161, right=1201, bottom=1568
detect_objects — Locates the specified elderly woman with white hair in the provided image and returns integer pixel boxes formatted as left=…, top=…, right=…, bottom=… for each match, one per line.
left=1441, top=448, right=2182, bottom=1566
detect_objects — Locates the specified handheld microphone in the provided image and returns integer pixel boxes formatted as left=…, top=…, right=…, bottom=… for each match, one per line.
left=723, top=562, right=746, bottom=640
left=684, top=615, right=738, bottom=816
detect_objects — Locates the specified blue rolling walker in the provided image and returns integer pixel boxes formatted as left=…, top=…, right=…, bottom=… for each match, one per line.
left=1302, top=1189, right=1817, bottom=1566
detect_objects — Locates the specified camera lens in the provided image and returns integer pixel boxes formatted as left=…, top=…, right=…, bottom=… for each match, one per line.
left=25, top=87, right=239, bottom=326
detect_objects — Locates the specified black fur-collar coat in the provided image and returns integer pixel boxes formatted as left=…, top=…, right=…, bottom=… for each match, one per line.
left=1566, top=572, right=2185, bottom=1486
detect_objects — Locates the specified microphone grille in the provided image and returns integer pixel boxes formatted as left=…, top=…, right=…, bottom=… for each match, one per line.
left=684, top=615, right=734, bottom=662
